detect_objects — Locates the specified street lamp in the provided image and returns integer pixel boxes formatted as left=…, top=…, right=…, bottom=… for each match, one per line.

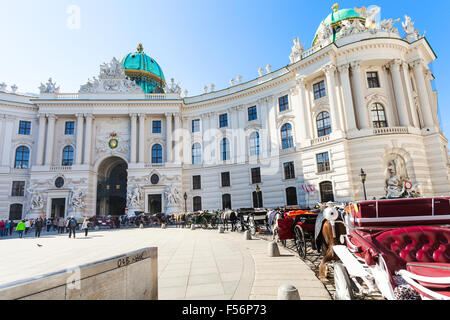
left=183, top=192, right=188, bottom=213
left=255, top=185, right=261, bottom=208
left=360, top=169, right=367, bottom=201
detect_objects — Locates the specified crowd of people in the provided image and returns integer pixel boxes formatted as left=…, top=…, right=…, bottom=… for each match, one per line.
left=0, top=216, right=92, bottom=239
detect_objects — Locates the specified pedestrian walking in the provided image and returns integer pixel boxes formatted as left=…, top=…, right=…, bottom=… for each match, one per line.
left=16, top=220, right=26, bottom=238
left=9, top=220, right=14, bottom=236
left=53, top=218, right=58, bottom=232
left=81, top=218, right=90, bottom=237
left=46, top=218, right=52, bottom=232
left=34, top=218, right=43, bottom=238
left=58, top=218, right=64, bottom=234
left=0, top=220, right=5, bottom=237
left=24, top=219, right=31, bottom=234
left=67, top=216, right=77, bottom=238
left=5, top=220, right=10, bottom=237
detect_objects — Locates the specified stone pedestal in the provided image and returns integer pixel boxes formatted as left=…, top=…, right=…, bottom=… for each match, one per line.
left=165, top=204, right=181, bottom=216
left=26, top=208, right=44, bottom=220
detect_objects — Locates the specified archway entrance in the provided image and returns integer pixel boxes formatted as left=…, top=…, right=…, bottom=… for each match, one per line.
left=96, top=157, right=128, bottom=216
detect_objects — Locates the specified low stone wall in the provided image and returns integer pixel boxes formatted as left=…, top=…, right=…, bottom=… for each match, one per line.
left=0, top=247, right=157, bottom=300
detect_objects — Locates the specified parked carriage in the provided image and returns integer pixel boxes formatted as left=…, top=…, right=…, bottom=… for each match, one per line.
left=187, top=210, right=219, bottom=229
left=235, top=208, right=268, bottom=234
left=332, top=197, right=450, bottom=300
left=275, top=207, right=320, bottom=259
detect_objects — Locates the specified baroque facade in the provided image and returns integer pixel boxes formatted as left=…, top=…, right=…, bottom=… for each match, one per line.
left=0, top=5, right=449, bottom=220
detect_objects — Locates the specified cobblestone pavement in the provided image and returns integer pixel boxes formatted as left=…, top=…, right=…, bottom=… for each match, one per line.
left=0, top=227, right=331, bottom=300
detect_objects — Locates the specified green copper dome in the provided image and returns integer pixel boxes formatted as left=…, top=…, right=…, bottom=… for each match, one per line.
left=121, top=44, right=166, bottom=93
left=312, top=4, right=366, bottom=46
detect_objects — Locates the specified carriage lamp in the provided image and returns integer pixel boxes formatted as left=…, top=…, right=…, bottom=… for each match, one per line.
left=183, top=192, right=188, bottom=212
left=360, top=169, right=367, bottom=201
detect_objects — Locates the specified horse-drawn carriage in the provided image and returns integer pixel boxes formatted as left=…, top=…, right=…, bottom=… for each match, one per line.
left=273, top=206, right=321, bottom=258
left=330, top=197, right=450, bottom=300
left=235, top=208, right=269, bottom=235
left=186, top=210, right=219, bottom=229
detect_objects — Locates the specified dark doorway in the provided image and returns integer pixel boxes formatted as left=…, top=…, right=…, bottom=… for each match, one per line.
left=97, top=157, right=128, bottom=216
left=286, top=187, right=298, bottom=206
left=148, top=194, right=162, bottom=214
left=319, top=181, right=335, bottom=203
left=51, top=198, right=66, bottom=218
left=252, top=191, right=263, bottom=208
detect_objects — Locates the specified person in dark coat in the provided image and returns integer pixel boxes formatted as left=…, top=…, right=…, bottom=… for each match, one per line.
left=67, top=216, right=78, bottom=238
left=34, top=218, right=44, bottom=238
left=230, top=211, right=237, bottom=232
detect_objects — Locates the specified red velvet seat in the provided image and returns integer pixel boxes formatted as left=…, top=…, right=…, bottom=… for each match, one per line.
left=375, top=226, right=450, bottom=266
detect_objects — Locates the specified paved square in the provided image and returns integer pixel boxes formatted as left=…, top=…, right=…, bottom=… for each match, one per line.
left=0, top=228, right=330, bottom=300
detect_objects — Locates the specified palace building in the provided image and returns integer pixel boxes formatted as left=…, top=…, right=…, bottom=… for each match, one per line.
left=0, top=5, right=449, bottom=220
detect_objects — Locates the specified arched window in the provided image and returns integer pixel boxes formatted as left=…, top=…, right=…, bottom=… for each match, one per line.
left=152, top=144, right=163, bottom=164
left=281, top=123, right=294, bottom=149
left=192, top=143, right=202, bottom=164
left=371, top=103, right=388, bottom=128
left=14, top=146, right=30, bottom=169
left=193, top=196, right=202, bottom=211
left=62, top=146, right=74, bottom=166
left=249, top=132, right=260, bottom=156
left=222, top=194, right=232, bottom=210
left=319, top=181, right=335, bottom=203
left=286, top=187, right=298, bottom=206
left=317, top=112, right=331, bottom=137
left=221, top=138, right=230, bottom=161
left=9, top=204, right=23, bottom=220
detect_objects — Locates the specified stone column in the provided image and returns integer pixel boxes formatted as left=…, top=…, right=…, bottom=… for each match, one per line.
left=165, top=113, right=173, bottom=163
left=36, top=114, right=46, bottom=165
left=259, top=98, right=269, bottom=157
left=337, top=64, right=358, bottom=131
left=84, top=114, right=93, bottom=165
left=201, top=113, right=210, bottom=164
left=209, top=112, right=216, bottom=164
left=381, top=65, right=398, bottom=126
left=351, top=61, right=370, bottom=129
left=75, top=114, right=84, bottom=165
left=45, top=114, right=56, bottom=166
left=182, top=116, right=190, bottom=165
left=389, top=59, right=411, bottom=127
left=268, top=96, right=279, bottom=157
left=130, top=113, right=137, bottom=163
left=324, top=64, right=342, bottom=132
left=296, top=76, right=312, bottom=139
left=411, top=59, right=434, bottom=128
left=138, top=114, right=145, bottom=163
left=173, top=113, right=181, bottom=164
left=402, top=62, right=420, bottom=128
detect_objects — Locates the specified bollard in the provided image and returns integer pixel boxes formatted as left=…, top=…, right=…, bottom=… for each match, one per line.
left=244, top=230, right=252, bottom=240
left=268, top=241, right=280, bottom=257
left=218, top=226, right=224, bottom=234
left=277, top=285, right=300, bottom=300
left=161, top=224, right=166, bottom=229
left=139, top=223, right=144, bottom=229
left=191, top=224, right=196, bottom=230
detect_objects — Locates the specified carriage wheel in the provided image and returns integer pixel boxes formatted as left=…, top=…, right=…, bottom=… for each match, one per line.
left=333, top=262, right=355, bottom=300
left=294, top=226, right=307, bottom=259
left=249, top=217, right=257, bottom=235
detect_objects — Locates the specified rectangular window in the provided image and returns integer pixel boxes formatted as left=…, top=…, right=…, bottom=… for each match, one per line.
left=313, top=81, right=326, bottom=100
left=219, top=114, right=228, bottom=128
left=152, top=120, right=162, bottom=133
left=284, top=162, right=295, bottom=180
left=248, top=106, right=257, bottom=121
left=65, top=121, right=75, bottom=135
left=367, top=72, right=380, bottom=88
left=251, top=167, right=261, bottom=184
left=221, top=172, right=231, bottom=187
left=18, top=121, right=31, bottom=135
left=192, top=119, right=200, bottom=133
left=316, top=152, right=331, bottom=173
left=193, top=175, right=201, bottom=190
left=279, top=95, right=289, bottom=112
left=11, top=181, right=25, bottom=197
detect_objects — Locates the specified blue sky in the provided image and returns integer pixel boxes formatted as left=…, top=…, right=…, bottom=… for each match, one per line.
left=1, top=0, right=449, bottom=137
